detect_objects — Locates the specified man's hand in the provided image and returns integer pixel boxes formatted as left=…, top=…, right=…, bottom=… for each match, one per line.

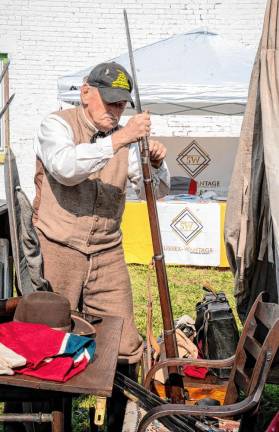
left=111, top=112, right=151, bottom=151
left=111, top=113, right=167, bottom=167
left=149, top=140, right=167, bottom=168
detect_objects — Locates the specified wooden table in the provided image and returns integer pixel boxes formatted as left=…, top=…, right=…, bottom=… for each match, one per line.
left=0, top=315, right=123, bottom=430
left=0, top=315, right=123, bottom=395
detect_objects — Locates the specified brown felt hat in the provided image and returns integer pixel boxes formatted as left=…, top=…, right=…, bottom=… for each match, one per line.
left=14, top=291, right=96, bottom=337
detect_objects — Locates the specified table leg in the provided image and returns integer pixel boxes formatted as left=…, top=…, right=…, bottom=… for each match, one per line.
left=51, top=398, right=65, bottom=432
left=62, top=397, right=72, bottom=432
left=51, top=410, right=64, bottom=432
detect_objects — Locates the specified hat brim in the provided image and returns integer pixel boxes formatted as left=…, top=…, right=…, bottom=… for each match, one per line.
left=98, top=86, right=135, bottom=108
left=70, top=314, right=96, bottom=337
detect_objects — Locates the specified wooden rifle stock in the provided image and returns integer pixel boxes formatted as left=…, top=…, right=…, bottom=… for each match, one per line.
left=123, top=10, right=185, bottom=404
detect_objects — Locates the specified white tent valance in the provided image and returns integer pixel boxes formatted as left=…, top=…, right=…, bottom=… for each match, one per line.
left=57, top=29, right=256, bottom=115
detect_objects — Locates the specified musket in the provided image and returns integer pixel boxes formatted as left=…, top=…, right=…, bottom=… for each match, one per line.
left=123, top=10, right=185, bottom=404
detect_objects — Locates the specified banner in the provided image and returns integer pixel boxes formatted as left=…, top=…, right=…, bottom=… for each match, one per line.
left=156, top=136, right=239, bottom=197
left=121, top=201, right=227, bottom=267
left=157, top=202, right=220, bottom=266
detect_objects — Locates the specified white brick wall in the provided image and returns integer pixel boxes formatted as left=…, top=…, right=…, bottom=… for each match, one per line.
left=0, top=0, right=266, bottom=199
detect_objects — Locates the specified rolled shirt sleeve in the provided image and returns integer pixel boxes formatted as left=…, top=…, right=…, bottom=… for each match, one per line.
left=34, top=114, right=114, bottom=186
left=127, top=142, right=170, bottom=199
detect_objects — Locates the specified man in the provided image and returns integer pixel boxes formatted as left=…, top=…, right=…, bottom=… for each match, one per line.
left=33, top=62, right=170, bottom=430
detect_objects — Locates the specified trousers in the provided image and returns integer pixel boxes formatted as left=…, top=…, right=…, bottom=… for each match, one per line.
left=37, top=229, right=143, bottom=364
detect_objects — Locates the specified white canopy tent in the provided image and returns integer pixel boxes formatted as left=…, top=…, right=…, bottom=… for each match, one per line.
left=57, top=29, right=256, bottom=115
left=57, top=29, right=257, bottom=198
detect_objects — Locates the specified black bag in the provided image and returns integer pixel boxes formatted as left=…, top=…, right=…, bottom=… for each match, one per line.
left=195, top=288, right=239, bottom=378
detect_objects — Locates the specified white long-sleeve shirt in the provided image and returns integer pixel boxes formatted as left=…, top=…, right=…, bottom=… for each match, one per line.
left=34, top=113, right=170, bottom=199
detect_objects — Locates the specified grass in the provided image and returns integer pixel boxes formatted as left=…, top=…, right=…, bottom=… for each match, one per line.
left=130, top=264, right=240, bottom=336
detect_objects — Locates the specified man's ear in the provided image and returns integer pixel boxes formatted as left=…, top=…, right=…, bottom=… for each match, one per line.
left=80, top=83, right=90, bottom=104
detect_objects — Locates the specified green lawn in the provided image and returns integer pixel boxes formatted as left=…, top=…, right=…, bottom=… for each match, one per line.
left=129, top=263, right=240, bottom=336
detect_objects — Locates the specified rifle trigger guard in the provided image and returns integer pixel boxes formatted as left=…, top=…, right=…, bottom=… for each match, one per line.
left=153, top=254, right=164, bottom=260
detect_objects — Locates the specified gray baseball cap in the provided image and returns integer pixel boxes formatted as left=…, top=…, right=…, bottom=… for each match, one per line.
left=87, top=62, right=134, bottom=108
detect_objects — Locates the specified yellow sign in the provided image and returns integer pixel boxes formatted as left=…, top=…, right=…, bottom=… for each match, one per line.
left=112, top=69, right=130, bottom=90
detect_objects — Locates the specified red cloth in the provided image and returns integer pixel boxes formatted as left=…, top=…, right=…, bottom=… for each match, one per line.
left=0, top=322, right=64, bottom=366
left=183, top=363, right=208, bottom=379
left=266, top=412, right=279, bottom=432
left=183, top=340, right=208, bottom=379
left=0, top=322, right=94, bottom=382
left=18, top=356, right=89, bottom=382
left=189, top=179, right=197, bottom=195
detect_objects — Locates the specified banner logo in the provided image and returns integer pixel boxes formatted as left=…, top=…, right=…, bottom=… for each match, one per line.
left=171, top=207, right=203, bottom=245
left=176, top=140, right=211, bottom=178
